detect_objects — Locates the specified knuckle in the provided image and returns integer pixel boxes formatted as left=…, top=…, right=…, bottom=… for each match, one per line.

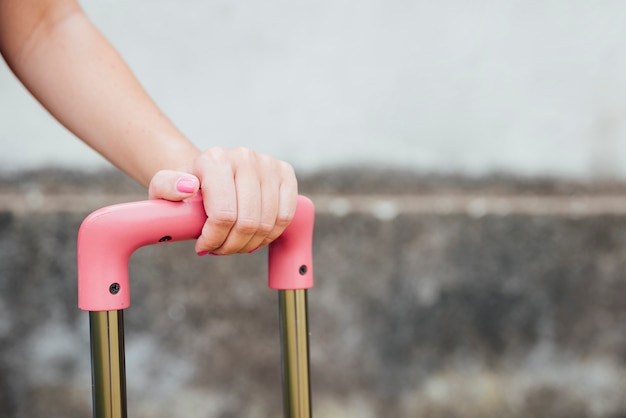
left=193, top=153, right=212, bottom=173
left=256, top=221, right=274, bottom=236
left=209, top=210, right=238, bottom=227
left=275, top=212, right=293, bottom=228
left=206, top=146, right=227, bottom=158
left=235, top=145, right=252, bottom=154
left=256, top=151, right=273, bottom=164
left=235, top=146, right=257, bottom=163
left=263, top=226, right=285, bottom=244
left=259, top=154, right=289, bottom=176
left=196, top=225, right=224, bottom=251
left=195, top=147, right=227, bottom=167
left=279, top=160, right=295, bottom=175
left=232, top=217, right=260, bottom=235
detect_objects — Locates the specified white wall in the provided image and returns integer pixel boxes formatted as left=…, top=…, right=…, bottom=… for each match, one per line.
left=2, top=0, right=626, bottom=178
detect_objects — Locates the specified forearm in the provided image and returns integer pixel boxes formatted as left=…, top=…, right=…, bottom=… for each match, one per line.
left=0, top=5, right=199, bottom=186
left=0, top=0, right=299, bottom=256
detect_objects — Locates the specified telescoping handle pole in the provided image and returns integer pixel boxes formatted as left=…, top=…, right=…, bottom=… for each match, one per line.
left=269, top=197, right=315, bottom=418
left=77, top=194, right=315, bottom=418
left=278, top=290, right=311, bottom=417
left=89, top=310, right=127, bottom=418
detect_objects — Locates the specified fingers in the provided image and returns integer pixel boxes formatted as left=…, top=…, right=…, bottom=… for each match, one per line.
left=261, top=161, right=298, bottom=247
left=147, top=147, right=298, bottom=256
left=148, top=169, right=200, bottom=200
left=192, top=147, right=298, bottom=255
left=192, top=148, right=239, bottom=253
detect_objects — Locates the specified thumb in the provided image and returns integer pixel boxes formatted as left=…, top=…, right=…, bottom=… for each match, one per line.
left=148, top=169, right=200, bottom=201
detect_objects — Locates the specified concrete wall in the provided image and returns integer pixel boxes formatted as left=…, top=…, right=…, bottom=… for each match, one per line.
left=2, top=169, right=626, bottom=417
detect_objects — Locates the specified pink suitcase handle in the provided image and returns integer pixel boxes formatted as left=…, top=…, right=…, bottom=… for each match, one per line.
left=78, top=194, right=314, bottom=311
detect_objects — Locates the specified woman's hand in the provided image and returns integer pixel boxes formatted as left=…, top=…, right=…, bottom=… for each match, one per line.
left=148, top=147, right=298, bottom=255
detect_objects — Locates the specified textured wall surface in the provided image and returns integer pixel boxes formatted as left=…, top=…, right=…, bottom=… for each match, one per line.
left=2, top=169, right=626, bottom=417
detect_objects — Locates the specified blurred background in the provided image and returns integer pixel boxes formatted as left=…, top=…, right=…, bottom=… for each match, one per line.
left=2, top=0, right=626, bottom=178
left=3, top=1, right=626, bottom=417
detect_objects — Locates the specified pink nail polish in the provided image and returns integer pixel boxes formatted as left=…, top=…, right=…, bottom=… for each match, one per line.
left=197, top=250, right=221, bottom=256
left=176, top=177, right=198, bottom=193
left=248, top=246, right=261, bottom=254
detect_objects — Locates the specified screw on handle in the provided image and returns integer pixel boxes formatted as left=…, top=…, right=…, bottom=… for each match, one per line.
left=77, top=194, right=315, bottom=311
left=268, top=196, right=314, bottom=290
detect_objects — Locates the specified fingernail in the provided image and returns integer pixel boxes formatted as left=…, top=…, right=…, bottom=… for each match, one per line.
left=247, top=246, right=261, bottom=254
left=197, top=250, right=220, bottom=256
left=176, top=177, right=198, bottom=193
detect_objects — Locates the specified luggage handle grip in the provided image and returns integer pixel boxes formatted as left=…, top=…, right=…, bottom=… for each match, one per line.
left=77, top=194, right=314, bottom=311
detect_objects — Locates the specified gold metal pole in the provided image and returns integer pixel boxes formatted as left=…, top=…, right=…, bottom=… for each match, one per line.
left=89, top=310, right=128, bottom=418
left=278, top=289, right=312, bottom=418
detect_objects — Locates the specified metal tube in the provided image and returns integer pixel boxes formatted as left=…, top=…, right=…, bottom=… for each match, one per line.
left=278, top=289, right=312, bottom=418
left=89, top=310, right=128, bottom=418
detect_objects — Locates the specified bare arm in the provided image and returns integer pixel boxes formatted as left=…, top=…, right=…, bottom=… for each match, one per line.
left=0, top=0, right=298, bottom=254
left=0, top=0, right=198, bottom=186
